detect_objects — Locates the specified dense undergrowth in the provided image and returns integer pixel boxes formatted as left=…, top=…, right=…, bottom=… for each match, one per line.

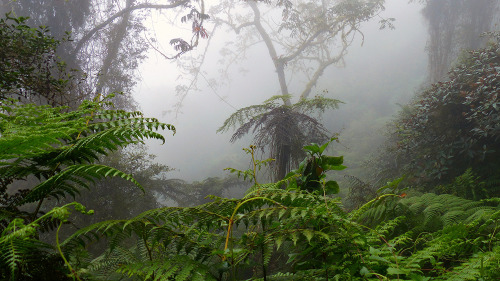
left=0, top=98, right=498, bottom=280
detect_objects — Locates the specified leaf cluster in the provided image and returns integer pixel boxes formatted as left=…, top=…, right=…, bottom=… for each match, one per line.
left=285, top=137, right=346, bottom=194
left=0, top=13, right=75, bottom=106
left=376, top=32, right=500, bottom=193
left=0, top=97, right=173, bottom=280
left=356, top=191, right=499, bottom=281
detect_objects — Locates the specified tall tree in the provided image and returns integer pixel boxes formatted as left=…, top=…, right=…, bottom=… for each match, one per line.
left=0, top=2, right=210, bottom=232
left=418, top=0, right=500, bottom=82
left=173, top=0, right=389, bottom=180
left=1, top=0, right=208, bottom=108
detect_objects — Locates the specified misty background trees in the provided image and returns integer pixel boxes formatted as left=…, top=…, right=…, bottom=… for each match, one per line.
left=212, top=0, right=390, bottom=180
left=1, top=0, right=207, bottom=108
left=2, top=0, right=497, bottom=208
left=1, top=0, right=500, bottom=279
left=421, top=0, right=500, bottom=83
left=1, top=0, right=498, bottom=223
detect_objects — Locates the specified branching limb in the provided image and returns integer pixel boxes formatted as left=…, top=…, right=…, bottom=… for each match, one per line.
left=72, top=1, right=192, bottom=56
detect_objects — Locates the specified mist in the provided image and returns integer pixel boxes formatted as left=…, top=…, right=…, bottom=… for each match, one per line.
left=3, top=0, right=500, bottom=279
left=134, top=0, right=427, bottom=181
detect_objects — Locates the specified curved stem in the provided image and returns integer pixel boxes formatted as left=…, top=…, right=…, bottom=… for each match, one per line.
left=250, top=145, right=259, bottom=186
left=223, top=197, right=284, bottom=259
left=56, top=221, right=81, bottom=281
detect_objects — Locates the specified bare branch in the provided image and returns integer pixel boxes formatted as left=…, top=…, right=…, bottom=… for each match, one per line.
left=72, top=1, right=191, bottom=56
left=214, top=18, right=255, bottom=34
left=248, top=1, right=291, bottom=106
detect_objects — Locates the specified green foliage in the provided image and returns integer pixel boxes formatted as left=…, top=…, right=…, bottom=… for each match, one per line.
left=0, top=202, right=93, bottom=281
left=224, top=145, right=275, bottom=185
left=1, top=14, right=498, bottom=278
left=0, top=13, right=75, bottom=105
left=353, top=190, right=499, bottom=281
left=62, top=140, right=363, bottom=280
left=0, top=97, right=173, bottom=280
left=285, top=137, right=346, bottom=195
left=53, top=137, right=498, bottom=281
left=63, top=184, right=360, bottom=280
left=437, top=168, right=488, bottom=200
left=376, top=32, right=500, bottom=195
left=218, top=95, right=342, bottom=181
left=1, top=107, right=499, bottom=280
left=343, top=176, right=377, bottom=211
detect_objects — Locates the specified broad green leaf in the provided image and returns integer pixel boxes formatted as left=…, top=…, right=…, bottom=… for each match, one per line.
left=303, top=143, right=320, bottom=154
left=320, top=156, right=343, bottom=166
left=369, top=255, right=390, bottom=263
left=318, top=140, right=331, bottom=154
left=324, top=164, right=347, bottom=171
left=324, top=180, right=339, bottom=194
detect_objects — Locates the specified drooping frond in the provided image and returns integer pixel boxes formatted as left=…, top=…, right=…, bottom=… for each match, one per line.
left=21, top=164, right=142, bottom=204
left=292, top=95, right=342, bottom=115
left=0, top=97, right=172, bottom=204
left=219, top=95, right=340, bottom=180
left=228, top=106, right=330, bottom=180
left=216, top=95, right=288, bottom=134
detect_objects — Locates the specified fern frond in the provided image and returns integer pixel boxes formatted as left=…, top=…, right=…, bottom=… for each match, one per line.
left=21, top=164, right=142, bottom=203
left=116, top=256, right=217, bottom=281
left=0, top=218, right=53, bottom=280
left=51, top=127, right=166, bottom=165
left=422, top=202, right=445, bottom=228
left=437, top=245, right=500, bottom=281
left=292, top=95, right=342, bottom=114
left=217, top=98, right=279, bottom=133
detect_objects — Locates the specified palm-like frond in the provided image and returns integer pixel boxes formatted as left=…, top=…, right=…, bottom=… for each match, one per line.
left=21, top=164, right=142, bottom=204
left=219, top=95, right=340, bottom=180
left=0, top=97, right=173, bottom=280
left=0, top=97, right=173, bottom=207
left=216, top=95, right=286, bottom=134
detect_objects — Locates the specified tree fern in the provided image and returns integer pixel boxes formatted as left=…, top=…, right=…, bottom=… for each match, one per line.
left=218, top=95, right=341, bottom=180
